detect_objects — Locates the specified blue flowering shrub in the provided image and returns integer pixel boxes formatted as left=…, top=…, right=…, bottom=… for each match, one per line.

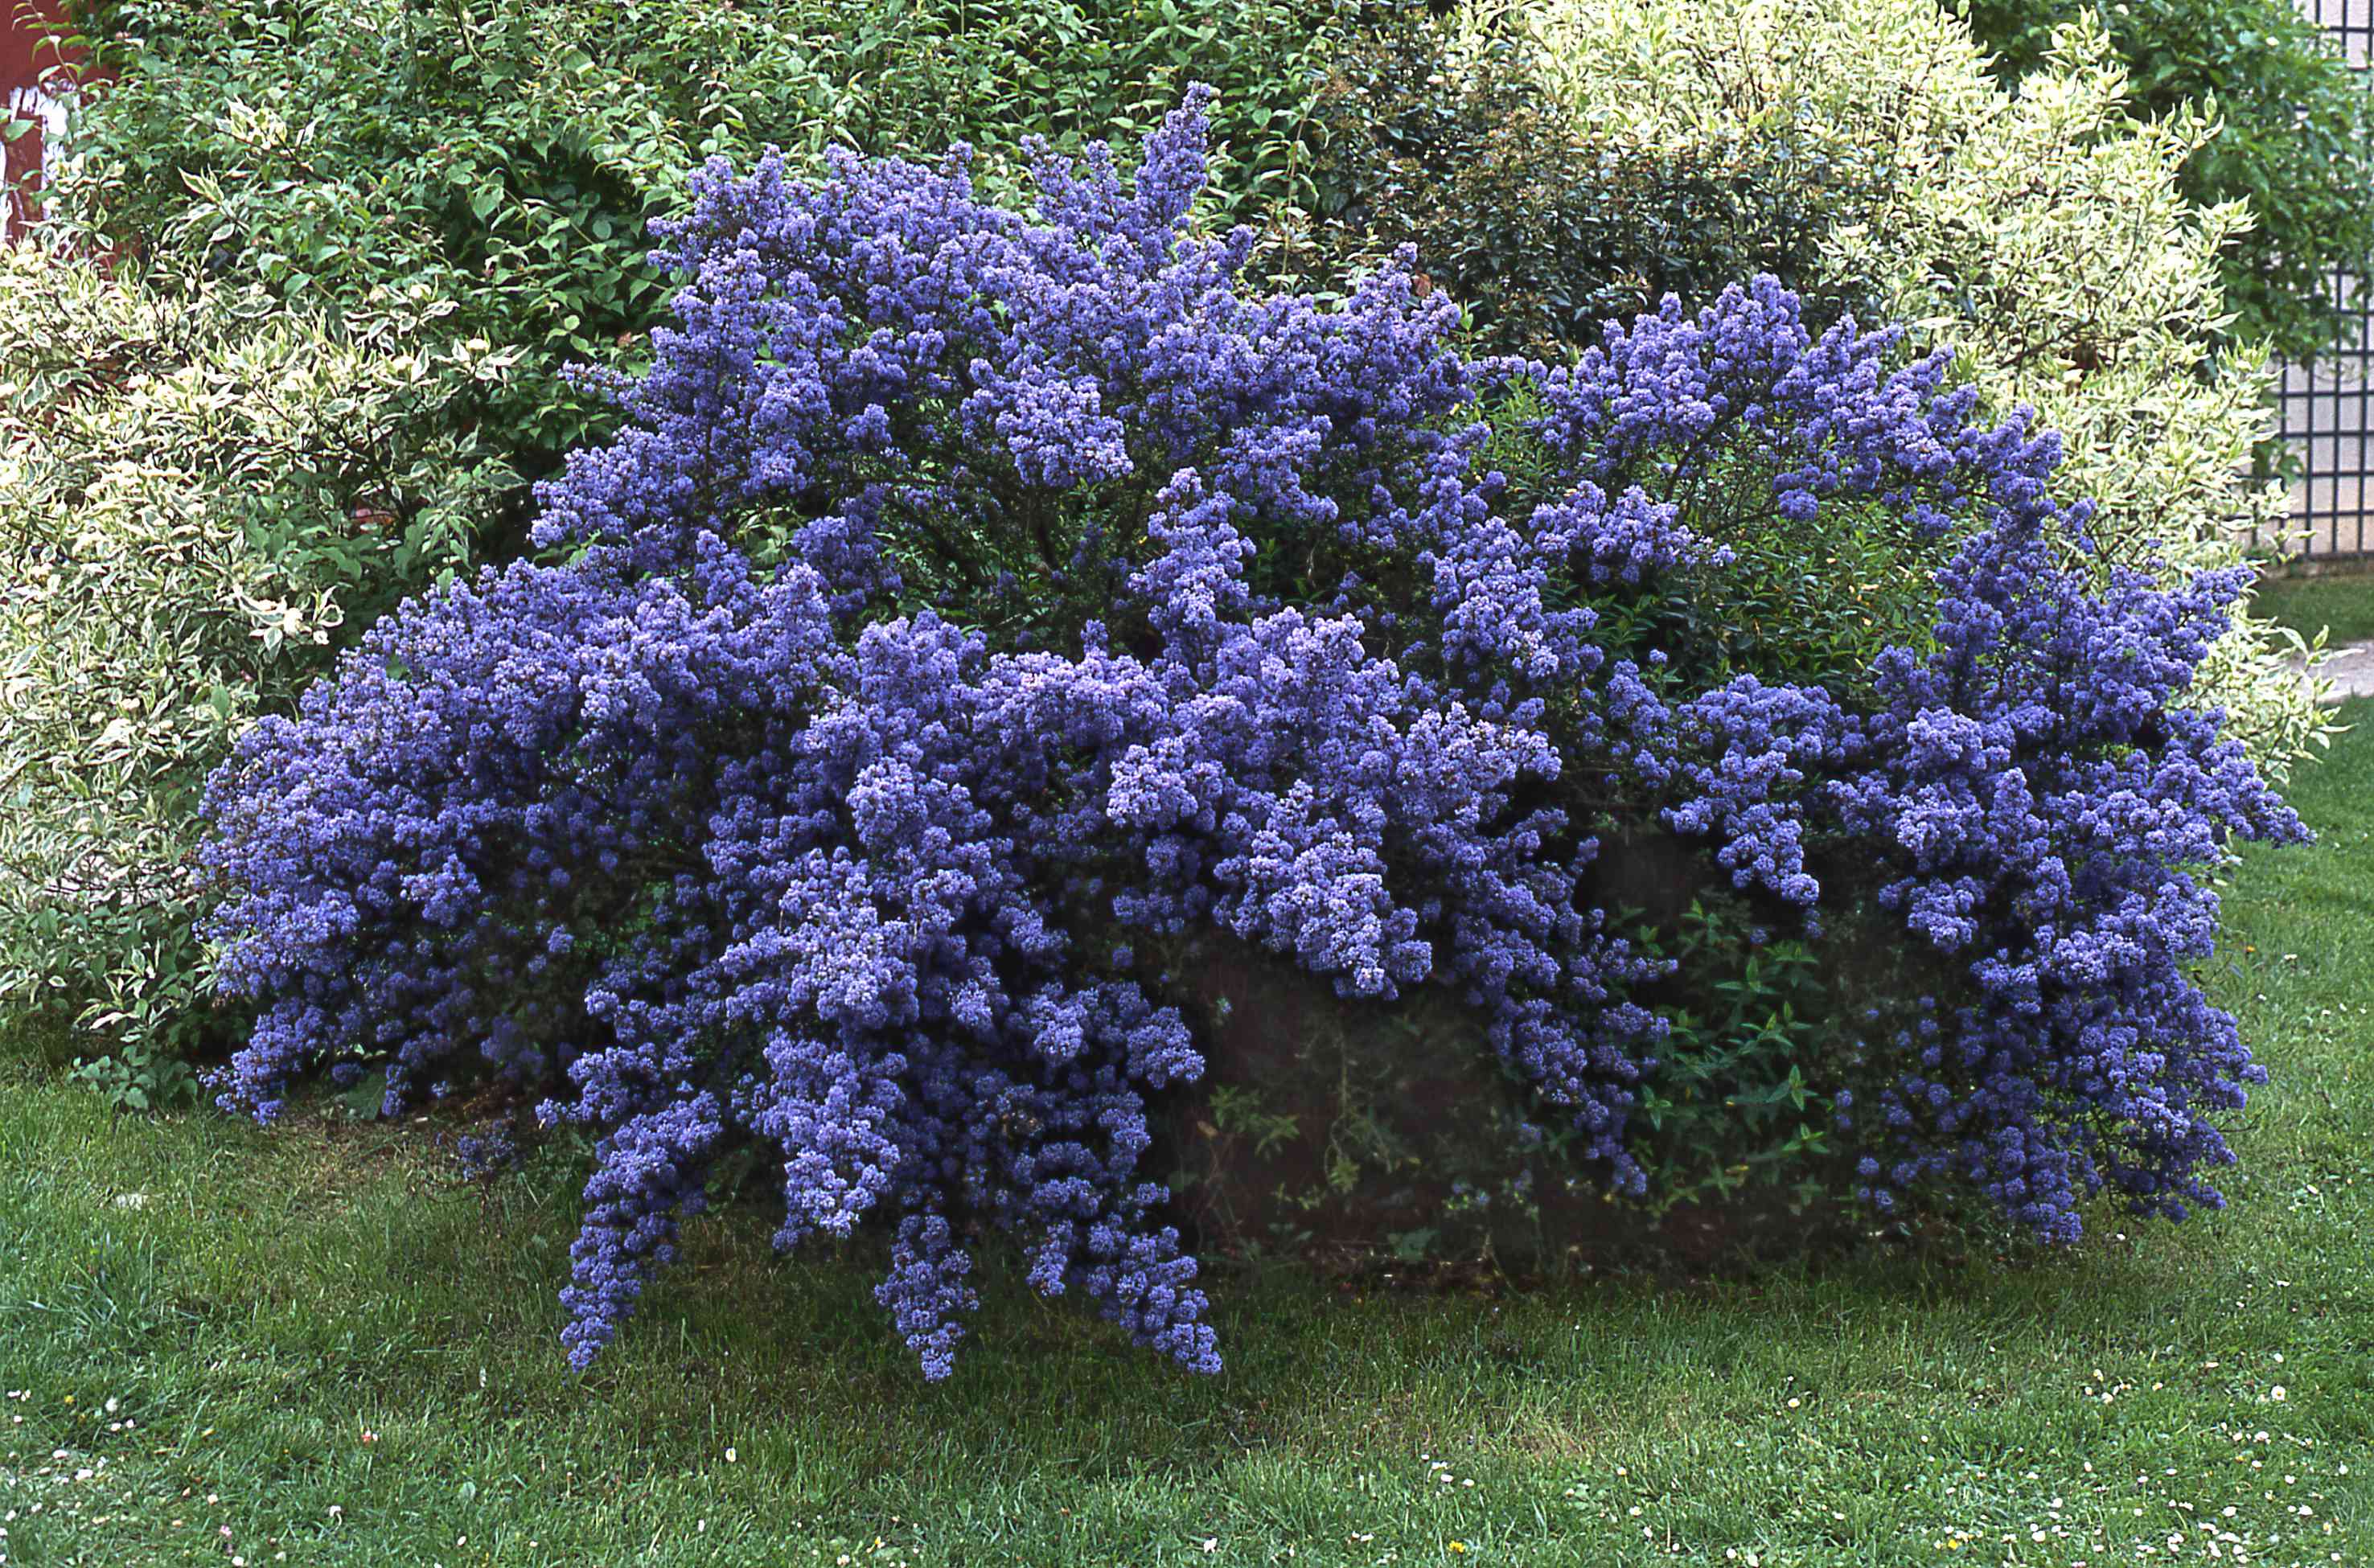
left=200, top=99, right=2304, bottom=1378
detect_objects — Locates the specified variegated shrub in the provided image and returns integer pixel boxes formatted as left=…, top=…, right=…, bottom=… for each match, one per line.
left=0, top=244, right=513, bottom=1064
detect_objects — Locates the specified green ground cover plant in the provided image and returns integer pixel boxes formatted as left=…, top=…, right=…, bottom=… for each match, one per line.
left=2, top=703, right=2367, bottom=1565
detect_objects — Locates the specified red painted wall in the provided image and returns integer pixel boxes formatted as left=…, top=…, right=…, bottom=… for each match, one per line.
left=4, top=1, right=85, bottom=237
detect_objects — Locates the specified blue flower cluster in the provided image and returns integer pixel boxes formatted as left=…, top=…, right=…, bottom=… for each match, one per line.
left=201, top=96, right=2301, bottom=1377
left=1826, top=524, right=2305, bottom=1234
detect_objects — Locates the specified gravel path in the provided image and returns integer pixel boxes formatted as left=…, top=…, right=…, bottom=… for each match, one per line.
left=2306, top=640, right=2374, bottom=702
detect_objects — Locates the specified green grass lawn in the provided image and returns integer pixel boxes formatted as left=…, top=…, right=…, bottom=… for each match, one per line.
left=3, top=720, right=2370, bottom=1567
left=2255, top=570, right=2374, bottom=648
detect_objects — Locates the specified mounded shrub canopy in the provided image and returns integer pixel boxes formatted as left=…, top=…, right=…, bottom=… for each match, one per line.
left=202, top=101, right=2302, bottom=1378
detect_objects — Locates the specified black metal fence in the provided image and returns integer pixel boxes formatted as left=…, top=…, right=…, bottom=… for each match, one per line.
left=2274, top=0, right=2374, bottom=560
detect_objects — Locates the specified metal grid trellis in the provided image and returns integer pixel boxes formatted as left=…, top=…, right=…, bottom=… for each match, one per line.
left=2275, top=0, right=2374, bottom=559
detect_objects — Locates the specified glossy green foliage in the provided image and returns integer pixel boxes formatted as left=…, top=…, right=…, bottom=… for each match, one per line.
left=1634, top=902, right=1837, bottom=1216
left=69, top=1036, right=198, bottom=1114
left=1306, top=13, right=1876, bottom=355
left=51, top=0, right=1347, bottom=486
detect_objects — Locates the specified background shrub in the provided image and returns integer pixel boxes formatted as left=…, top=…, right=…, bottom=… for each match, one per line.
left=201, top=109, right=2298, bottom=1377
left=1959, top=0, right=2374, bottom=365
left=1304, top=10, right=1880, bottom=355
left=0, top=241, right=511, bottom=1073
left=50, top=0, right=1348, bottom=491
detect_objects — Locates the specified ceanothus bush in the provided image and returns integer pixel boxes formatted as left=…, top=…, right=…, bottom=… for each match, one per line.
left=201, top=92, right=2302, bottom=1377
